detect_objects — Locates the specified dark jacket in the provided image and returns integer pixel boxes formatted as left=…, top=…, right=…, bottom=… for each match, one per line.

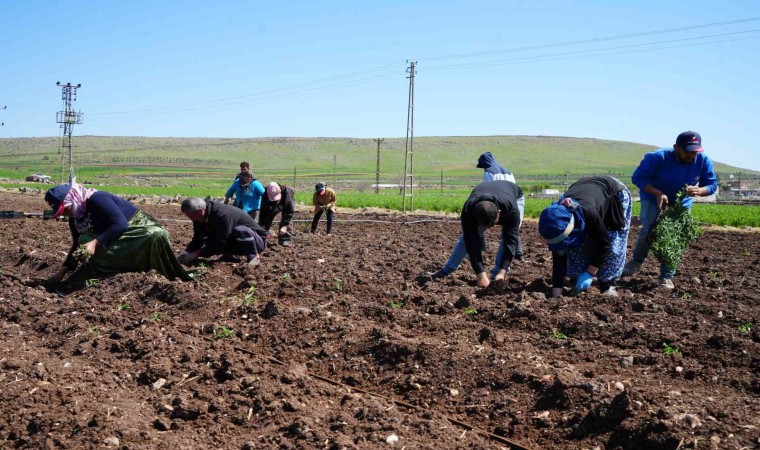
left=185, top=200, right=268, bottom=258
left=258, top=184, right=296, bottom=230
left=551, top=176, right=627, bottom=288
left=461, top=180, right=523, bottom=275
left=64, top=192, right=138, bottom=269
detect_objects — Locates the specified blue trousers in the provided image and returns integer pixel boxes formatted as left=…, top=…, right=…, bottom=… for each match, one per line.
left=441, top=196, right=524, bottom=277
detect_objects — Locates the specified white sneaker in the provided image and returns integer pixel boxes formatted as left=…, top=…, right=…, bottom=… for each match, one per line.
left=601, top=286, right=619, bottom=297
left=658, top=278, right=674, bottom=290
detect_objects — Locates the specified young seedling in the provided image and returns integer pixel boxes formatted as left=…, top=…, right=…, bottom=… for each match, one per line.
left=333, top=278, right=343, bottom=291
left=681, top=292, right=692, bottom=301
left=197, top=262, right=209, bottom=270
left=709, top=271, right=719, bottom=278
left=550, top=329, right=568, bottom=340
left=387, top=300, right=404, bottom=309
left=240, top=286, right=258, bottom=307
left=463, top=307, right=478, bottom=315
left=739, top=323, right=752, bottom=333
left=148, top=312, right=162, bottom=322
left=651, top=190, right=703, bottom=271
left=85, top=278, right=99, bottom=288
left=90, top=326, right=101, bottom=335
left=280, top=273, right=291, bottom=282
left=742, top=249, right=751, bottom=257
left=662, top=343, right=681, bottom=356
left=214, top=326, right=233, bottom=340
left=117, top=302, right=131, bottom=311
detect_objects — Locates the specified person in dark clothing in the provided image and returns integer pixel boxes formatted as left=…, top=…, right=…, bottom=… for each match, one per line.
left=44, top=183, right=190, bottom=285
left=259, top=182, right=296, bottom=247
left=538, top=176, right=631, bottom=298
left=179, top=197, right=268, bottom=267
left=430, top=180, right=524, bottom=282
left=432, top=180, right=522, bottom=288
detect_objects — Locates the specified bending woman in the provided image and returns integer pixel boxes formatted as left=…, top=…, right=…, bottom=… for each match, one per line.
left=45, top=183, right=190, bottom=284
left=538, top=176, right=631, bottom=298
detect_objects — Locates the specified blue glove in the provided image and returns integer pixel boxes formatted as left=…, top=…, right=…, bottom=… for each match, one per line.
left=573, top=271, right=593, bottom=293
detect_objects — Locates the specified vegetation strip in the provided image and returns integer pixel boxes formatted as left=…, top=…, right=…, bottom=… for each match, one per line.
left=202, top=337, right=536, bottom=450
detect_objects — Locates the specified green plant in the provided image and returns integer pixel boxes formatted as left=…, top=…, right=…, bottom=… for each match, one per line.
left=90, top=326, right=101, bottom=334
left=333, top=278, right=343, bottom=291
left=214, top=326, right=233, bottom=340
left=681, top=292, right=692, bottom=301
left=550, top=329, right=568, bottom=340
left=739, top=323, right=752, bottom=333
left=742, top=249, right=751, bottom=257
left=651, top=191, right=703, bottom=271
left=662, top=343, right=681, bottom=356
left=280, top=273, right=291, bottom=282
left=709, top=271, right=719, bottom=278
left=117, top=303, right=131, bottom=311
left=387, top=300, right=404, bottom=309
left=148, top=312, right=162, bottom=321
left=463, top=307, right=478, bottom=315
left=197, top=262, right=209, bottom=269
left=85, top=278, right=99, bottom=288
left=240, top=286, right=258, bottom=307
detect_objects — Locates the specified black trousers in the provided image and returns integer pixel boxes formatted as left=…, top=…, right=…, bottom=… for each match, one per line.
left=227, top=226, right=266, bottom=256
left=311, top=209, right=333, bottom=234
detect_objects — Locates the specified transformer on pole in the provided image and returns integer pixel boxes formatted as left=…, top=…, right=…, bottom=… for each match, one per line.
left=55, top=82, right=83, bottom=184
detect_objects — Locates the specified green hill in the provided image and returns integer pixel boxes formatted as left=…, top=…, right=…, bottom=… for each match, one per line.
left=0, top=135, right=754, bottom=184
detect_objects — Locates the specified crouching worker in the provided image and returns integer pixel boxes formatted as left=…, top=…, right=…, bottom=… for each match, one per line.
left=538, top=176, right=631, bottom=298
left=179, top=197, right=268, bottom=267
left=45, top=183, right=190, bottom=285
left=433, top=180, right=523, bottom=288
left=259, top=182, right=296, bottom=247
left=311, top=182, right=336, bottom=235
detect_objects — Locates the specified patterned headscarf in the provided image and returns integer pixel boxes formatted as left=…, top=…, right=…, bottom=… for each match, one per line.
left=538, top=196, right=586, bottom=252
left=45, top=183, right=97, bottom=219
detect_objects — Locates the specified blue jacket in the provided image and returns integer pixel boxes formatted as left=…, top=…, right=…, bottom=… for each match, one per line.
left=632, top=148, right=718, bottom=208
left=225, top=179, right=265, bottom=213
left=476, top=152, right=515, bottom=183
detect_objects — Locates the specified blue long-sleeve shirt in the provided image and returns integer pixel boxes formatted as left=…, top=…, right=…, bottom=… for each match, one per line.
left=631, top=148, right=718, bottom=208
left=225, top=179, right=265, bottom=213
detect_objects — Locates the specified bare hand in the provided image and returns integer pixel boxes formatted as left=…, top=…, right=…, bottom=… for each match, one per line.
left=686, top=185, right=702, bottom=197
left=657, top=194, right=669, bottom=210
left=477, top=272, right=490, bottom=288
left=83, top=239, right=98, bottom=255
left=224, top=198, right=230, bottom=205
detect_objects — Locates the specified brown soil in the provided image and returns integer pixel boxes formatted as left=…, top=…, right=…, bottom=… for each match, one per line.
left=0, top=190, right=758, bottom=450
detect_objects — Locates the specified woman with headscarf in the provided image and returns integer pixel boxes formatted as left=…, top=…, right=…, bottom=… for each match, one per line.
left=224, top=170, right=266, bottom=220
left=538, top=176, right=631, bottom=298
left=45, top=183, right=190, bottom=285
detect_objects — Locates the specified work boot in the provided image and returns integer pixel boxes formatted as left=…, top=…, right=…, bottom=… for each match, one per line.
left=622, top=261, right=641, bottom=277
left=278, top=233, right=293, bottom=247
left=658, top=278, right=675, bottom=290
left=428, top=269, right=449, bottom=280
left=219, top=253, right=239, bottom=263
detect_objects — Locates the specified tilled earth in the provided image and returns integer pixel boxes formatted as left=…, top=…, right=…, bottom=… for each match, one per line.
left=0, top=190, right=758, bottom=450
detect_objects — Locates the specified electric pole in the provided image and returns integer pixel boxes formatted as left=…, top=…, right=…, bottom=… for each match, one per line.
left=402, top=61, right=416, bottom=214
left=55, top=82, right=83, bottom=184
left=373, top=138, right=384, bottom=194
left=1, top=105, right=5, bottom=126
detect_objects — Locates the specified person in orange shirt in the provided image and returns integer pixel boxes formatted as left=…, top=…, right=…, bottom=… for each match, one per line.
left=311, top=182, right=336, bottom=235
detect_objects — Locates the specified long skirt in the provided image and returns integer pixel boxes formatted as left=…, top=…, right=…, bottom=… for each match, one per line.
left=80, top=211, right=191, bottom=281
left=565, top=188, right=632, bottom=283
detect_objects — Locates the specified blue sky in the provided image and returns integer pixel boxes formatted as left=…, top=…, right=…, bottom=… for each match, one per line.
left=1, top=0, right=759, bottom=170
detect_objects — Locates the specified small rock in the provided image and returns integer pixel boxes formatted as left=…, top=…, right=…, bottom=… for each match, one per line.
left=675, top=366, right=683, bottom=374
left=104, top=436, right=120, bottom=447
left=709, top=435, right=720, bottom=449
left=152, top=378, right=167, bottom=391
left=153, top=418, right=170, bottom=431
left=63, top=361, right=73, bottom=368
left=718, top=311, right=723, bottom=318
left=619, top=356, right=634, bottom=367
left=691, top=276, right=701, bottom=284
left=241, top=442, right=256, bottom=450
left=683, top=414, right=701, bottom=429
left=385, top=434, right=399, bottom=445
left=614, top=382, right=625, bottom=391
left=449, top=389, right=459, bottom=397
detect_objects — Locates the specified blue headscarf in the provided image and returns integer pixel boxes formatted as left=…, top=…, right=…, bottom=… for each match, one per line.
left=538, top=196, right=586, bottom=252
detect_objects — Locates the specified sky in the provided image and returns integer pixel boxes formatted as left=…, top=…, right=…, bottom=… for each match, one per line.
left=1, top=0, right=759, bottom=171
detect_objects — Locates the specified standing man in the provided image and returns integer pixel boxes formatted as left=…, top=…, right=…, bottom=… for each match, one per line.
left=179, top=197, right=268, bottom=267
left=311, top=182, right=336, bottom=235
left=224, top=170, right=266, bottom=220
left=623, top=131, right=718, bottom=289
left=476, top=151, right=523, bottom=260
left=259, top=182, right=296, bottom=247
left=431, top=180, right=522, bottom=288
left=235, top=161, right=250, bottom=180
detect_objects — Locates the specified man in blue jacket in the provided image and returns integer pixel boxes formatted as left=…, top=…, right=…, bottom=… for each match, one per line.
left=623, top=131, right=718, bottom=289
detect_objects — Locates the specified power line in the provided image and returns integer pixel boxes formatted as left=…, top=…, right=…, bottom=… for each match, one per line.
left=417, top=16, right=760, bottom=63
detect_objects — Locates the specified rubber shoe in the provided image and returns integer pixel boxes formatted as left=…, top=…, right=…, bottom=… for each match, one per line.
left=658, top=278, right=675, bottom=290
left=247, top=255, right=260, bottom=268
left=622, top=261, right=641, bottom=277
left=428, top=269, right=449, bottom=280
left=601, top=286, right=619, bottom=297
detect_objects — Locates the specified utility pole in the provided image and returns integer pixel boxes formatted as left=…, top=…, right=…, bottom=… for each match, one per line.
left=1, top=105, right=5, bottom=126
left=55, top=82, right=83, bottom=184
left=373, top=138, right=384, bottom=194
left=402, top=61, right=416, bottom=214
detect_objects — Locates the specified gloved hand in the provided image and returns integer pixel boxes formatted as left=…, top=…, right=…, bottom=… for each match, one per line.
left=573, top=271, right=593, bottom=293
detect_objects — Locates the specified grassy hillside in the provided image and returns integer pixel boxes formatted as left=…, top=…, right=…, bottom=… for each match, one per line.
left=0, top=135, right=754, bottom=184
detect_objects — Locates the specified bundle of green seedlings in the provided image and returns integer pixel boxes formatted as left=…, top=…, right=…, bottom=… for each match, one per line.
left=651, top=190, right=703, bottom=271
left=71, top=244, right=92, bottom=266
